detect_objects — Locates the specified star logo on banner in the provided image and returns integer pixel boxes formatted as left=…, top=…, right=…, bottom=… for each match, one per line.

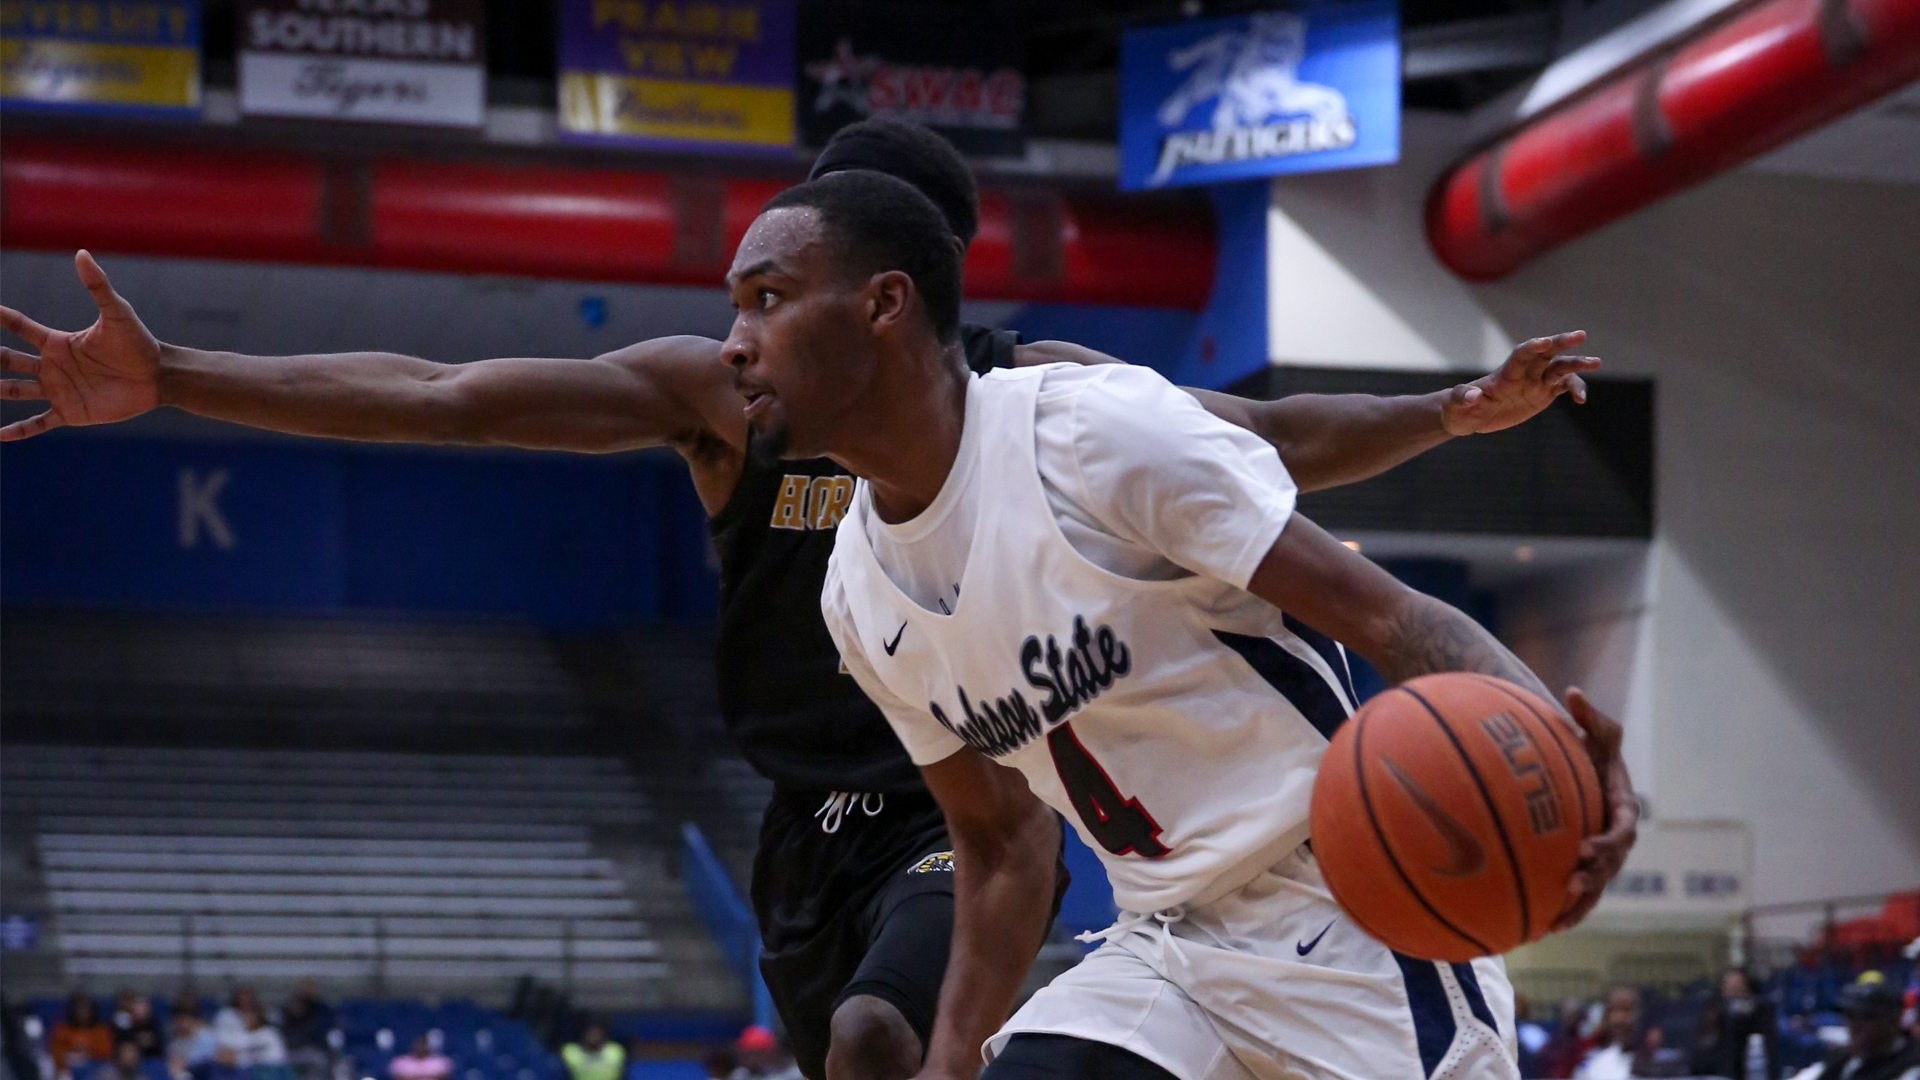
left=805, top=38, right=880, bottom=113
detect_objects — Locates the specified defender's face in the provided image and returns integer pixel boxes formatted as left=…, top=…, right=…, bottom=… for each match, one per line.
left=722, top=207, right=872, bottom=460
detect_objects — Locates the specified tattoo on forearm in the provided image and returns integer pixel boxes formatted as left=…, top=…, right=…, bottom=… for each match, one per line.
left=1378, top=597, right=1554, bottom=701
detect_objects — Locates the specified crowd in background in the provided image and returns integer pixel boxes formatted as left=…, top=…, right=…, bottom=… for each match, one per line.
left=12, top=954, right=1915, bottom=1080
left=14, top=985, right=802, bottom=1080
left=1517, top=957, right=1920, bottom=1080
left=32, top=982, right=335, bottom=1080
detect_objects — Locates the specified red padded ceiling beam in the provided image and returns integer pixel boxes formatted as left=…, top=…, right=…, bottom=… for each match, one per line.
left=1427, top=0, right=1920, bottom=280
left=0, top=138, right=1215, bottom=309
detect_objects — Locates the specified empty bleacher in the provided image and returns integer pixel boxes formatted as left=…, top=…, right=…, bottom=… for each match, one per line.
left=0, top=612, right=771, bottom=1013
left=3, top=745, right=735, bottom=1008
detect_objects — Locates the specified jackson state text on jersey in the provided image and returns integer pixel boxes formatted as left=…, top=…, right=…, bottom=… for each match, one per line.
left=929, top=615, right=1133, bottom=757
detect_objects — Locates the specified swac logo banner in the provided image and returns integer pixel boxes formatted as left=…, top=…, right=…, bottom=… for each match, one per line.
left=1, top=0, right=202, bottom=114
left=1119, top=3, right=1398, bottom=191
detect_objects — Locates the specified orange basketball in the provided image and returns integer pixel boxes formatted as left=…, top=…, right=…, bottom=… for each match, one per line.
left=1309, top=672, right=1604, bottom=961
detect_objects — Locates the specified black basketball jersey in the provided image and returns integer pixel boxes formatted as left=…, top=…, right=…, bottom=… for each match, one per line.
left=708, top=324, right=1022, bottom=793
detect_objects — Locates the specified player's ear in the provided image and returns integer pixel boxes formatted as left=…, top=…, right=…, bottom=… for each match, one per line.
left=867, top=270, right=914, bottom=336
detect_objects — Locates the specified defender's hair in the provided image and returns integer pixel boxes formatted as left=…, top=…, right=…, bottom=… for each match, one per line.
left=810, top=117, right=980, bottom=245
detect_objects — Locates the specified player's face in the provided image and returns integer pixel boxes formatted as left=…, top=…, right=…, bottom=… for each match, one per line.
left=722, top=207, right=874, bottom=461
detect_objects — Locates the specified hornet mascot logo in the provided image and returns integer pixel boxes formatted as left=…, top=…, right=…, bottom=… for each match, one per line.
left=1149, top=13, right=1357, bottom=186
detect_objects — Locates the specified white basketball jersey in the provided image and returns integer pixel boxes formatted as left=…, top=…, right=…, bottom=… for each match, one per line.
left=824, top=367, right=1358, bottom=913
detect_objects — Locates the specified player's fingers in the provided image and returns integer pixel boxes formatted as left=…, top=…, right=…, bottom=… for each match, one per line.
left=0, top=379, right=46, bottom=401
left=1518, top=332, right=1586, bottom=381
left=1554, top=888, right=1604, bottom=931
left=1555, top=373, right=1589, bottom=404
left=0, top=410, right=65, bottom=442
left=1, top=346, right=42, bottom=375
left=1564, top=687, right=1624, bottom=753
left=0, top=305, right=53, bottom=347
left=76, top=250, right=132, bottom=316
left=1542, top=355, right=1602, bottom=380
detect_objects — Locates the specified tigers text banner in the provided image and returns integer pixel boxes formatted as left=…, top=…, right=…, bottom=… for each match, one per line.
left=1, top=0, right=201, bottom=115
left=558, top=0, right=795, bottom=151
left=1119, top=3, right=1399, bottom=190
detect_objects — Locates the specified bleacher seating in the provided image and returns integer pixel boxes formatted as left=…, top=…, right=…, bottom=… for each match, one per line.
left=3, top=745, right=740, bottom=1009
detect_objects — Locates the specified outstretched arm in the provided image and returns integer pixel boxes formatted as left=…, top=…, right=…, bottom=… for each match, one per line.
left=1018, top=333, right=1600, bottom=493
left=0, top=251, right=744, bottom=458
left=914, top=748, right=1059, bottom=1080
left=1244, top=511, right=1638, bottom=928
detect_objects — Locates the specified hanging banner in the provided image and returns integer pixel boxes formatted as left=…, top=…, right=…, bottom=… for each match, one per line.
left=558, top=0, right=796, bottom=151
left=797, top=0, right=1026, bottom=157
left=1, top=0, right=201, bottom=115
left=237, top=0, right=486, bottom=127
left=1119, top=2, right=1399, bottom=190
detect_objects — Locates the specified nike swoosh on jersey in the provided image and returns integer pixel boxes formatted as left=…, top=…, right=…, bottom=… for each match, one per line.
left=1382, top=755, right=1488, bottom=877
left=1296, top=918, right=1337, bottom=956
left=883, top=622, right=907, bottom=656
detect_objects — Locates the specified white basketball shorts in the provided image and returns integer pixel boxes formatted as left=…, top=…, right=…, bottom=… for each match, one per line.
left=986, top=846, right=1520, bottom=1080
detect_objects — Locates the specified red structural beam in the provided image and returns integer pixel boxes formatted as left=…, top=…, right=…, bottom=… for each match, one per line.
left=0, top=138, right=1216, bottom=309
left=1428, top=0, right=1920, bottom=281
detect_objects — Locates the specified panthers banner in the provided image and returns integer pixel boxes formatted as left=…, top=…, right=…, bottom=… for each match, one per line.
left=1119, top=2, right=1399, bottom=191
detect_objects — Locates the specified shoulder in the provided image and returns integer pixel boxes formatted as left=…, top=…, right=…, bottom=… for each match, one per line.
left=1012, top=339, right=1125, bottom=368
left=594, top=334, right=724, bottom=369
left=1029, top=362, right=1194, bottom=433
left=593, top=335, right=734, bottom=405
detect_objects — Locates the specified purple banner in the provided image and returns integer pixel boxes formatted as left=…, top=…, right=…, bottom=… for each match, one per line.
left=560, top=0, right=793, bottom=86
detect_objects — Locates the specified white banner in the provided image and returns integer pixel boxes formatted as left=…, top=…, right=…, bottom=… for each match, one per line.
left=239, top=53, right=483, bottom=126
left=1596, top=818, right=1751, bottom=921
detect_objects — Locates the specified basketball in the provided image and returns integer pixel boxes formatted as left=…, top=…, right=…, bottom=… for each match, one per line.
left=1310, top=673, right=1604, bottom=961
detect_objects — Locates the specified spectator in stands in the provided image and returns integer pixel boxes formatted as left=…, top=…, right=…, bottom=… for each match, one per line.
left=214, top=1000, right=284, bottom=1070
left=560, top=1024, right=623, bottom=1080
left=1516, top=994, right=1554, bottom=1079
left=167, top=1002, right=216, bottom=1073
left=93, top=1039, right=164, bottom=1080
left=279, top=982, right=333, bottom=1080
left=1789, top=979, right=1918, bottom=1080
left=389, top=1037, right=450, bottom=1080
left=722, top=1026, right=797, bottom=1080
left=1540, top=999, right=1596, bottom=1079
left=51, top=993, right=115, bottom=1079
left=211, top=990, right=262, bottom=1050
left=1693, top=968, right=1778, bottom=1080
left=1575, top=987, right=1649, bottom=1080
left=199, top=1046, right=249, bottom=1080
left=114, top=994, right=166, bottom=1061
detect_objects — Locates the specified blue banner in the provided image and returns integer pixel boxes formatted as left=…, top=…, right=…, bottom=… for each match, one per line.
left=1119, top=3, right=1399, bottom=190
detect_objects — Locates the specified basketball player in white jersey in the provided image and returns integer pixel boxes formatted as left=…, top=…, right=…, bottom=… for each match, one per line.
left=723, top=170, right=1638, bottom=1080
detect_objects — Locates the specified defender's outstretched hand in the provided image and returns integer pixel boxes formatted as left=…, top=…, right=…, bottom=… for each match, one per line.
left=1441, top=331, right=1601, bottom=437
left=0, top=251, right=163, bottom=441
left=1553, top=687, right=1640, bottom=931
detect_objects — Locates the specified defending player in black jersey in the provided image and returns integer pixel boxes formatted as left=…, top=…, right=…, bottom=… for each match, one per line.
left=0, top=120, right=1600, bottom=1080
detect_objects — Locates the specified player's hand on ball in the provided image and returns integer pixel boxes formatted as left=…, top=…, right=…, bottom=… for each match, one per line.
left=1441, top=331, right=1600, bottom=437
left=0, top=251, right=163, bottom=441
left=1553, top=687, right=1639, bottom=931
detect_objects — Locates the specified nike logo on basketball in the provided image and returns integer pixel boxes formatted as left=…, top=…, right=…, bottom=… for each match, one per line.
left=1382, top=755, right=1487, bottom=877
left=883, top=622, right=907, bottom=656
left=1296, top=918, right=1336, bottom=956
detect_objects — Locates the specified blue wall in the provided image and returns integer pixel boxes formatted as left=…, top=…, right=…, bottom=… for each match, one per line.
left=1006, top=181, right=1271, bottom=392
left=1, top=435, right=718, bottom=627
